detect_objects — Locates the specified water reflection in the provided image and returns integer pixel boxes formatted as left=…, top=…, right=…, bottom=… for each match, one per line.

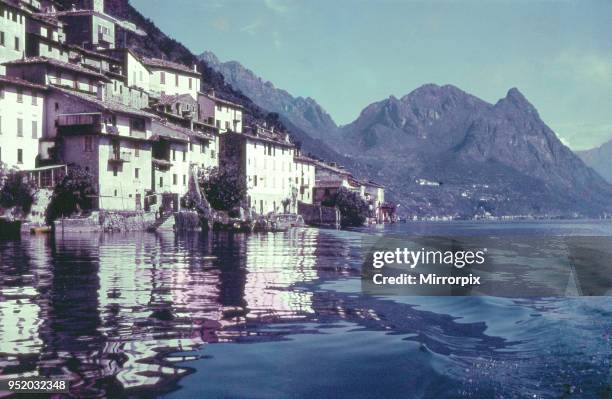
left=0, top=226, right=610, bottom=398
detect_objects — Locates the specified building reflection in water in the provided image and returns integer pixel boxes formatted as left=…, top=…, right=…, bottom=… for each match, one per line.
left=0, top=227, right=371, bottom=395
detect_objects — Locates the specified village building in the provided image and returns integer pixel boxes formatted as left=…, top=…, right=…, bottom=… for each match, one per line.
left=3, top=56, right=109, bottom=95
left=24, top=11, right=68, bottom=61
left=293, top=150, right=315, bottom=205
left=0, top=0, right=27, bottom=75
left=220, top=124, right=297, bottom=215
left=43, top=86, right=156, bottom=210
left=362, top=180, right=385, bottom=223
left=101, top=47, right=150, bottom=93
left=142, top=57, right=200, bottom=99
left=198, top=90, right=243, bottom=133
left=0, top=75, right=45, bottom=170
left=150, top=119, right=191, bottom=212
left=313, top=160, right=358, bottom=204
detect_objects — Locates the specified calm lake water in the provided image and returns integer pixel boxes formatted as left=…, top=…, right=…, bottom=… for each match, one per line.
left=0, top=221, right=611, bottom=398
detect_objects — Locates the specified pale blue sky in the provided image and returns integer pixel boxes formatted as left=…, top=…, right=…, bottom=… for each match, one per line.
left=131, top=0, right=612, bottom=150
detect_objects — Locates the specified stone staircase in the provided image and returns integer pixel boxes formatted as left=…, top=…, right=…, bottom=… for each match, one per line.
left=148, top=212, right=175, bottom=231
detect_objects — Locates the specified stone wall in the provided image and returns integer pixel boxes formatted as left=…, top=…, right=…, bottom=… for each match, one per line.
left=54, top=210, right=157, bottom=233
left=298, top=203, right=340, bottom=228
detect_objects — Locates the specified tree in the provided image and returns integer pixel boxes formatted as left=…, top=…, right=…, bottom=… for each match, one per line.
left=199, top=166, right=247, bottom=212
left=46, top=165, right=97, bottom=224
left=0, top=169, right=36, bottom=216
left=322, top=187, right=369, bottom=227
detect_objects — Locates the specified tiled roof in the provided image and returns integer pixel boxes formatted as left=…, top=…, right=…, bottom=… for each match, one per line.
left=362, top=180, right=384, bottom=188
left=142, top=57, right=200, bottom=76
left=151, top=120, right=190, bottom=142
left=0, top=75, right=47, bottom=90
left=52, top=86, right=158, bottom=119
left=199, top=92, right=243, bottom=109
left=3, top=56, right=110, bottom=81
left=157, top=93, right=197, bottom=106
left=294, top=155, right=317, bottom=165
left=313, top=159, right=352, bottom=176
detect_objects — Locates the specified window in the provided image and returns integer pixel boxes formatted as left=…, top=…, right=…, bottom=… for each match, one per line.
left=55, top=102, right=59, bottom=111
left=14, top=36, right=19, bottom=51
left=0, top=85, right=3, bottom=98
left=175, top=74, right=179, bottom=86
left=215, top=120, right=220, bottom=128
left=173, top=174, right=177, bottom=185
left=31, top=92, right=37, bottom=105
left=130, top=118, right=145, bottom=132
left=0, top=31, right=4, bottom=46
left=17, top=149, right=22, bottom=164
left=189, top=78, right=192, bottom=89
left=189, top=143, right=193, bottom=151
left=183, top=175, right=186, bottom=185
left=17, top=118, right=22, bottom=136
left=182, top=150, right=186, bottom=162
left=16, top=89, right=22, bottom=103
left=210, top=150, right=215, bottom=158
left=172, top=149, right=176, bottom=161
left=225, top=121, right=230, bottom=130
left=253, top=175, right=257, bottom=187
left=200, top=144, right=205, bottom=153
left=31, top=121, right=37, bottom=138
left=113, top=166, right=118, bottom=176
left=216, top=104, right=221, bottom=111
left=135, top=168, right=140, bottom=179
left=160, top=71, right=165, bottom=84
left=134, top=143, right=140, bottom=157
left=159, top=176, right=163, bottom=187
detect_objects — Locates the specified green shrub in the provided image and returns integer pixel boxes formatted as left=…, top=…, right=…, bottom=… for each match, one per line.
left=46, top=165, right=97, bottom=224
left=199, top=166, right=246, bottom=211
left=322, top=187, right=369, bottom=227
left=0, top=169, right=36, bottom=215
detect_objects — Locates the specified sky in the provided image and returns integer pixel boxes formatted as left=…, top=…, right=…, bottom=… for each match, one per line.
left=130, top=0, right=612, bottom=150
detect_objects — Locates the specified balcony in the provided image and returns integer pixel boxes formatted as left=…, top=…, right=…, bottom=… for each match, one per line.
left=57, top=113, right=103, bottom=136
left=108, top=151, right=131, bottom=164
left=129, top=128, right=147, bottom=139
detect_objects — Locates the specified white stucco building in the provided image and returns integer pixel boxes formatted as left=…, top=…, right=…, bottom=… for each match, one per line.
left=142, top=57, right=200, bottom=99
left=293, top=151, right=315, bottom=205
left=0, top=0, right=27, bottom=75
left=0, top=75, right=45, bottom=170
left=44, top=86, right=156, bottom=210
left=198, top=91, right=243, bottom=134
left=220, top=125, right=297, bottom=215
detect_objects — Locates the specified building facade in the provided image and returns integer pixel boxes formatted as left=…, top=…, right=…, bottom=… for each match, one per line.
left=0, top=75, right=45, bottom=170
left=0, top=0, right=27, bottom=75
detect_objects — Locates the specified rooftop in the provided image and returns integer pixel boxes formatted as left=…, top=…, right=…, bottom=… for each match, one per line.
left=199, top=92, right=244, bottom=109
left=141, top=57, right=200, bottom=76
left=51, top=86, right=158, bottom=119
left=3, top=56, right=110, bottom=81
left=151, top=120, right=190, bottom=143
left=158, top=93, right=197, bottom=106
left=0, top=75, right=47, bottom=90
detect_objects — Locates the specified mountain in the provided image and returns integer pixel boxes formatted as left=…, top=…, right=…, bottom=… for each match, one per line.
left=199, top=51, right=338, bottom=141
left=336, top=84, right=612, bottom=218
left=577, top=140, right=612, bottom=184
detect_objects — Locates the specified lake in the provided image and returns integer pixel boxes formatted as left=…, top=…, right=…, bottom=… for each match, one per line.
left=0, top=221, right=611, bottom=398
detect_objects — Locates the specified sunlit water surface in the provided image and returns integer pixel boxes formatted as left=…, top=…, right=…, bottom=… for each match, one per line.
left=0, top=221, right=611, bottom=398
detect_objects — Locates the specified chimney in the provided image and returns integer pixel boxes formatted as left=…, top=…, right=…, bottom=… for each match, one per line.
left=193, top=64, right=198, bottom=73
